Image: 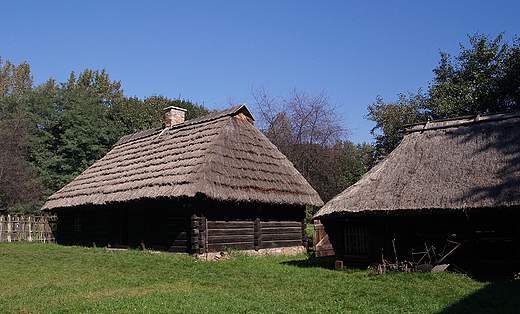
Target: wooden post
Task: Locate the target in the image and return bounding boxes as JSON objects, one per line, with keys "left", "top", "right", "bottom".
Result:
{"left": 0, "top": 215, "right": 4, "bottom": 242}
{"left": 301, "top": 219, "right": 307, "bottom": 248}
{"left": 190, "top": 215, "right": 206, "bottom": 254}
{"left": 254, "top": 218, "right": 261, "bottom": 250}
{"left": 28, "top": 216, "right": 33, "bottom": 242}
{"left": 190, "top": 214, "right": 200, "bottom": 252}
{"left": 199, "top": 216, "right": 206, "bottom": 254}
{"left": 7, "top": 215, "right": 12, "bottom": 243}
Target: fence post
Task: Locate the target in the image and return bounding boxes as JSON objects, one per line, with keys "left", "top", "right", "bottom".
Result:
{"left": 7, "top": 215, "right": 12, "bottom": 242}
{"left": 0, "top": 215, "right": 56, "bottom": 243}
{"left": 0, "top": 215, "right": 4, "bottom": 242}
{"left": 28, "top": 216, "right": 33, "bottom": 242}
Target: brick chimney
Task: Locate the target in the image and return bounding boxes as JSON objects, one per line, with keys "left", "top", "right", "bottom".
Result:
{"left": 164, "top": 106, "right": 187, "bottom": 127}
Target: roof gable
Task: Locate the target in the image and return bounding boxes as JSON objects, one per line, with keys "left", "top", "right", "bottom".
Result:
{"left": 42, "top": 105, "right": 323, "bottom": 210}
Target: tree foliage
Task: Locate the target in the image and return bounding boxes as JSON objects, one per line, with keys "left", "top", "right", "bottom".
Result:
{"left": 0, "top": 96, "right": 43, "bottom": 213}
{"left": 108, "top": 95, "right": 211, "bottom": 135}
{"left": 0, "top": 65, "right": 209, "bottom": 214}
{"left": 253, "top": 86, "right": 344, "bottom": 148}
{"left": 0, "top": 57, "right": 43, "bottom": 213}
{"left": 366, "top": 92, "right": 427, "bottom": 159}
{"left": 428, "top": 33, "right": 520, "bottom": 118}
{"left": 366, "top": 33, "right": 520, "bottom": 160}
{"left": 338, "top": 141, "right": 375, "bottom": 189}
{"left": 0, "top": 56, "right": 33, "bottom": 97}
{"left": 26, "top": 80, "right": 121, "bottom": 192}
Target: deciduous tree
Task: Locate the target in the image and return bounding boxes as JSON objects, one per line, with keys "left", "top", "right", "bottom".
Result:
{"left": 428, "top": 33, "right": 520, "bottom": 118}
{"left": 366, "top": 33, "right": 520, "bottom": 159}
{"left": 250, "top": 85, "right": 362, "bottom": 203}
{"left": 366, "top": 92, "right": 427, "bottom": 160}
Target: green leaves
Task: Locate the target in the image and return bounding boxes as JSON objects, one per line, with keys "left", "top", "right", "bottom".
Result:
{"left": 367, "top": 33, "right": 520, "bottom": 160}
{"left": 0, "top": 64, "right": 211, "bottom": 213}
{"left": 0, "top": 55, "right": 34, "bottom": 97}
{"left": 366, "top": 92, "right": 427, "bottom": 160}
{"left": 428, "top": 33, "right": 520, "bottom": 118}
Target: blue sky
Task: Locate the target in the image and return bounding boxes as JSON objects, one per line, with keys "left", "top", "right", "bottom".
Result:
{"left": 2, "top": 1, "right": 519, "bottom": 143}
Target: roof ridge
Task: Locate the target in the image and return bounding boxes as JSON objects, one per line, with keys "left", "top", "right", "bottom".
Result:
{"left": 114, "top": 104, "right": 252, "bottom": 147}
{"left": 405, "top": 109, "right": 520, "bottom": 133}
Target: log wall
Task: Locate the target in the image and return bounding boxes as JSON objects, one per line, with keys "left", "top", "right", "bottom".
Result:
{"left": 204, "top": 219, "right": 306, "bottom": 252}
{"left": 54, "top": 196, "right": 308, "bottom": 254}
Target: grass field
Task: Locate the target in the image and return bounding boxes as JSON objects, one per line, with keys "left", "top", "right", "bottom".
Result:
{"left": 1, "top": 242, "right": 518, "bottom": 313}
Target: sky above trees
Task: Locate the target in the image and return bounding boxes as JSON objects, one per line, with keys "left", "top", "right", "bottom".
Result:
{"left": 1, "top": 1, "right": 519, "bottom": 143}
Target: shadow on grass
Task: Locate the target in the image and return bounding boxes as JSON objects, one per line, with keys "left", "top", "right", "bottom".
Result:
{"left": 285, "top": 254, "right": 520, "bottom": 313}
{"left": 437, "top": 280, "right": 520, "bottom": 314}
{"left": 281, "top": 255, "right": 338, "bottom": 270}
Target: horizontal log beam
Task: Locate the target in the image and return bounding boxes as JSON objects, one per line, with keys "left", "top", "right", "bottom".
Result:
{"left": 208, "top": 235, "right": 255, "bottom": 244}
{"left": 208, "top": 221, "right": 254, "bottom": 229}
{"left": 260, "top": 227, "right": 301, "bottom": 235}
{"left": 209, "top": 228, "right": 254, "bottom": 236}
{"left": 260, "top": 221, "right": 301, "bottom": 228}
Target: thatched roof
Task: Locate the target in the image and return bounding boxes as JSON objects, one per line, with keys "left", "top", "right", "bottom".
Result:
{"left": 315, "top": 110, "right": 520, "bottom": 218}
{"left": 42, "top": 104, "right": 323, "bottom": 210}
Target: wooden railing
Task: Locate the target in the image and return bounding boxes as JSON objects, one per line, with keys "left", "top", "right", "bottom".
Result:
{"left": 0, "top": 215, "right": 55, "bottom": 243}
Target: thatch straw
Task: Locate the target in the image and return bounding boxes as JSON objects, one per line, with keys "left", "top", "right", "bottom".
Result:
{"left": 315, "top": 110, "right": 520, "bottom": 218}
{"left": 42, "top": 105, "right": 323, "bottom": 210}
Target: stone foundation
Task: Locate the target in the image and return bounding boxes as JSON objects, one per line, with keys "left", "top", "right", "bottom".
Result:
{"left": 195, "top": 246, "right": 307, "bottom": 261}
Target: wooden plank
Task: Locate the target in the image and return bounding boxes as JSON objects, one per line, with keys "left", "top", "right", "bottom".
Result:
{"left": 208, "top": 221, "right": 254, "bottom": 229}
{"left": 260, "top": 227, "right": 302, "bottom": 235}
{"left": 315, "top": 249, "right": 335, "bottom": 258}
{"left": 260, "top": 221, "right": 301, "bottom": 228}
{"left": 259, "top": 233, "right": 302, "bottom": 242}
{"left": 313, "top": 223, "right": 336, "bottom": 257}
{"left": 209, "top": 228, "right": 254, "bottom": 236}
{"left": 171, "top": 239, "right": 188, "bottom": 246}
{"left": 208, "top": 235, "right": 255, "bottom": 244}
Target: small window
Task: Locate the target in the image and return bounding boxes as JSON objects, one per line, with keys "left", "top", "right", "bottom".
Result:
{"left": 344, "top": 226, "right": 368, "bottom": 255}
{"left": 74, "top": 214, "right": 81, "bottom": 233}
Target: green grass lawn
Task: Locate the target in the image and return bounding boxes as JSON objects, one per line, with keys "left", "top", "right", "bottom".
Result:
{"left": 1, "top": 242, "right": 518, "bottom": 313}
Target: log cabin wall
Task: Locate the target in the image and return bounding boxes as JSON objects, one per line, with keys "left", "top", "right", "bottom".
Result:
{"left": 202, "top": 219, "right": 307, "bottom": 253}
{"left": 55, "top": 200, "right": 194, "bottom": 251}
{"left": 119, "top": 199, "right": 193, "bottom": 252}
{"left": 320, "top": 208, "right": 520, "bottom": 269}
{"left": 193, "top": 198, "right": 307, "bottom": 253}
{"left": 55, "top": 196, "right": 308, "bottom": 254}
{"left": 55, "top": 206, "right": 110, "bottom": 247}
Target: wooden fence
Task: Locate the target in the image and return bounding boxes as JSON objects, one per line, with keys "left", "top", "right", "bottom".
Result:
{"left": 0, "top": 215, "right": 55, "bottom": 243}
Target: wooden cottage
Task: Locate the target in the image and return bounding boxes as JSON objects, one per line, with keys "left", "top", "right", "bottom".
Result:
{"left": 313, "top": 110, "right": 520, "bottom": 273}
{"left": 42, "top": 104, "right": 323, "bottom": 253}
